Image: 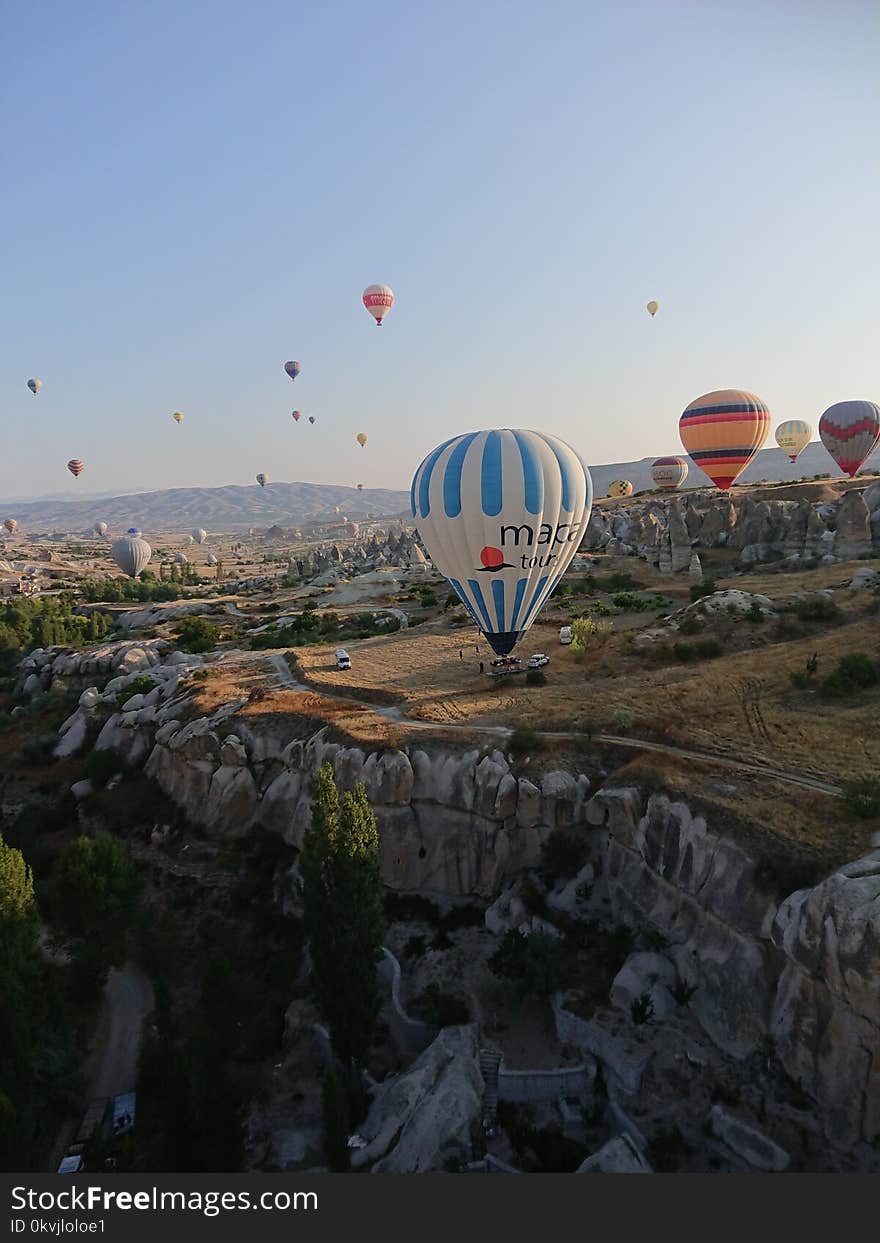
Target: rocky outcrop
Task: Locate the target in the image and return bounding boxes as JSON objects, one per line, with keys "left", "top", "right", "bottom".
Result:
{"left": 351, "top": 1024, "right": 483, "bottom": 1173}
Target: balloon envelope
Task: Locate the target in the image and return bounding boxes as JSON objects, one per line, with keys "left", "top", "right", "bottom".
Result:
{"left": 308, "top": 416, "right": 316, "bottom": 424}
{"left": 284, "top": 361, "right": 301, "bottom": 381}
{"left": 172, "top": 411, "right": 184, "bottom": 425}
{"left": 191, "top": 528, "right": 207, "bottom": 544}
{"left": 67, "top": 459, "right": 85, "bottom": 478}
{"left": 27, "top": 378, "right": 42, "bottom": 395}
{"left": 775, "top": 420, "right": 812, "bottom": 463}
{"left": 357, "top": 483, "right": 364, "bottom": 491}
{"left": 93, "top": 521, "right": 108, "bottom": 537}
{"left": 292, "top": 410, "right": 301, "bottom": 422}
{"left": 650, "top": 457, "right": 688, "bottom": 490}
{"left": 411, "top": 429, "right": 592, "bottom": 656}
{"left": 818, "top": 401, "right": 880, "bottom": 478}
{"left": 3, "top": 519, "right": 18, "bottom": 534}
{"left": 607, "top": 480, "right": 633, "bottom": 498}
{"left": 646, "top": 301, "right": 659, "bottom": 317}
{"left": 174, "top": 552, "right": 188, "bottom": 565}
{"left": 357, "top": 433, "right": 368, "bottom": 448}
{"left": 111, "top": 536, "right": 152, "bottom": 579}
{"left": 679, "top": 389, "right": 770, "bottom": 490}
{"left": 363, "top": 284, "right": 394, "bottom": 325}
{"left": 256, "top": 473, "right": 268, "bottom": 487}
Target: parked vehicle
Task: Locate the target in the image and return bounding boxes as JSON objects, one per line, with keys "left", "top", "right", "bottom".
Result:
{"left": 527, "top": 653, "right": 550, "bottom": 669}
{"left": 57, "top": 1154, "right": 83, "bottom": 1174}
{"left": 559, "top": 625, "right": 573, "bottom": 645}
{"left": 335, "top": 648, "right": 351, "bottom": 671}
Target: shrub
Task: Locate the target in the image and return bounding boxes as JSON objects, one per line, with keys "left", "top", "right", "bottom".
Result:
{"left": 746, "top": 601, "right": 765, "bottom": 625}
{"left": 384, "top": 892, "right": 441, "bottom": 926}
{"left": 116, "top": 674, "right": 157, "bottom": 705}
{"left": 411, "top": 984, "right": 470, "bottom": 1027}
{"left": 508, "top": 726, "right": 544, "bottom": 760}
{"left": 606, "top": 572, "right": 635, "bottom": 590}
{"left": 570, "top": 617, "right": 612, "bottom": 652}
{"left": 821, "top": 652, "right": 879, "bottom": 697}
{"left": 417, "top": 588, "right": 438, "bottom": 608}
{"left": 631, "top": 993, "right": 654, "bottom": 1025}
{"left": 525, "top": 669, "right": 547, "bottom": 687}
{"left": 403, "top": 934, "right": 427, "bottom": 959}
{"left": 611, "top": 707, "right": 633, "bottom": 732}
{"left": 841, "top": 775, "right": 880, "bottom": 820}
{"left": 541, "top": 830, "right": 589, "bottom": 883}
{"left": 176, "top": 616, "right": 220, "bottom": 653}
{"left": 672, "top": 977, "right": 698, "bottom": 1006}
{"left": 689, "top": 579, "right": 716, "bottom": 602}
{"left": 489, "top": 929, "right": 564, "bottom": 998}
{"left": 790, "top": 595, "right": 841, "bottom": 624}
{"left": 677, "top": 615, "right": 703, "bottom": 636}
{"left": 673, "top": 638, "right": 722, "bottom": 662}
{"left": 84, "top": 749, "right": 122, "bottom": 785}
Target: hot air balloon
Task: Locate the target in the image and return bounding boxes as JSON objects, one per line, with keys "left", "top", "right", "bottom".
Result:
{"left": 67, "top": 459, "right": 85, "bottom": 479}
{"left": 207, "top": 553, "right": 218, "bottom": 566}
{"left": 344, "top": 521, "right": 359, "bottom": 538}
{"left": 679, "top": 389, "right": 770, "bottom": 491}
{"left": 292, "top": 410, "right": 302, "bottom": 422}
{"left": 818, "top": 401, "right": 880, "bottom": 478}
{"left": 411, "top": 429, "right": 592, "bottom": 656}
{"left": 172, "top": 411, "right": 184, "bottom": 425}
{"left": 284, "top": 361, "right": 301, "bottom": 382}
{"left": 256, "top": 473, "right": 268, "bottom": 487}
{"left": 308, "top": 416, "right": 316, "bottom": 425}
{"left": 191, "top": 528, "right": 207, "bottom": 545}
{"left": 650, "top": 457, "right": 689, "bottom": 490}
{"left": 174, "top": 552, "right": 189, "bottom": 566}
{"left": 3, "top": 519, "right": 18, "bottom": 535}
{"left": 357, "top": 483, "right": 364, "bottom": 492}
{"left": 332, "top": 506, "right": 340, "bottom": 515}
{"left": 183, "top": 535, "right": 194, "bottom": 547}
{"left": 27, "top": 378, "right": 42, "bottom": 395}
{"left": 363, "top": 284, "right": 394, "bottom": 326}
{"left": 127, "top": 527, "right": 142, "bottom": 537}
{"left": 607, "top": 480, "right": 633, "bottom": 498}
{"left": 775, "top": 420, "right": 812, "bottom": 463}
{"left": 111, "top": 535, "right": 152, "bottom": 578}
{"left": 646, "top": 301, "right": 659, "bottom": 318}
{"left": 93, "top": 521, "right": 108, "bottom": 537}
{"left": 357, "top": 433, "right": 368, "bottom": 448}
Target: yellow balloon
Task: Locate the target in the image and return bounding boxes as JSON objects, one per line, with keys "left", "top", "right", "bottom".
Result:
{"left": 646, "top": 300, "right": 659, "bottom": 317}
{"left": 357, "top": 432, "right": 367, "bottom": 448}
{"left": 172, "top": 411, "right": 184, "bottom": 424}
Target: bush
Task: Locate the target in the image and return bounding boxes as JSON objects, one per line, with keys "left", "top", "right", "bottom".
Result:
{"left": 611, "top": 591, "right": 655, "bottom": 613}
{"left": 417, "top": 588, "right": 438, "bottom": 608}
{"left": 821, "top": 652, "right": 880, "bottom": 697}
{"left": 411, "top": 984, "right": 470, "bottom": 1027}
{"left": 570, "top": 617, "right": 612, "bottom": 652}
{"left": 508, "top": 726, "right": 544, "bottom": 760}
{"left": 672, "top": 638, "right": 722, "bottom": 662}
{"left": 116, "top": 674, "right": 157, "bottom": 705}
{"left": 790, "top": 595, "right": 841, "bottom": 624}
{"left": 606, "top": 572, "right": 635, "bottom": 590}
{"left": 689, "top": 579, "right": 716, "bottom": 602}
{"left": 541, "top": 830, "right": 589, "bottom": 883}
{"left": 525, "top": 668, "right": 547, "bottom": 687}
{"left": 631, "top": 992, "right": 654, "bottom": 1025}
{"left": 677, "top": 615, "right": 704, "bottom": 636}
{"left": 841, "top": 775, "right": 880, "bottom": 819}
{"left": 611, "top": 707, "right": 633, "bottom": 732}
{"left": 84, "top": 749, "right": 122, "bottom": 785}
{"left": 176, "top": 616, "right": 220, "bottom": 653}
{"left": 489, "top": 929, "right": 564, "bottom": 998}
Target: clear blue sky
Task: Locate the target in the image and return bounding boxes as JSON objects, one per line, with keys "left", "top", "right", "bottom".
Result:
{"left": 2, "top": 0, "right": 878, "bottom": 500}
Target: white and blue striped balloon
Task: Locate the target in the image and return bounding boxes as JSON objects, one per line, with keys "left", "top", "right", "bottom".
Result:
{"left": 411, "top": 429, "right": 592, "bottom": 655}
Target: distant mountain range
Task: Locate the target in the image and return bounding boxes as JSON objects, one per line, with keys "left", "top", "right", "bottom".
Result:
{"left": 1, "top": 482, "right": 411, "bottom": 533}
{"left": 3, "top": 443, "right": 878, "bottom": 533}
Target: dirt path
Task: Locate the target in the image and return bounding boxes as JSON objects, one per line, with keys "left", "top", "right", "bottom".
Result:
{"left": 49, "top": 963, "right": 154, "bottom": 1170}
{"left": 259, "top": 651, "right": 842, "bottom": 797}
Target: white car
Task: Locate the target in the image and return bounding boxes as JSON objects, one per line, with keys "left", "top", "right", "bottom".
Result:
{"left": 527, "top": 653, "right": 550, "bottom": 669}
{"left": 559, "top": 625, "right": 573, "bottom": 645}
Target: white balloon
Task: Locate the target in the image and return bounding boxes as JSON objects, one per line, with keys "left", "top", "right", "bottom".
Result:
{"left": 411, "top": 429, "right": 592, "bottom": 654}
{"left": 111, "top": 536, "right": 152, "bottom": 578}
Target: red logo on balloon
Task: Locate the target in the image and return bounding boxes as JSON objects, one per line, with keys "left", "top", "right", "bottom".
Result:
{"left": 478, "top": 546, "right": 514, "bottom": 572}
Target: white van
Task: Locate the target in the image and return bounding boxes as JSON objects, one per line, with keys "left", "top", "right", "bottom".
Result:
{"left": 335, "top": 649, "right": 351, "bottom": 670}
{"left": 559, "top": 626, "right": 573, "bottom": 645}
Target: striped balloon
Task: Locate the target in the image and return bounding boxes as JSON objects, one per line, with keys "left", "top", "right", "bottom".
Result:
{"left": 650, "top": 456, "right": 688, "bottom": 490}
{"left": 679, "top": 389, "right": 770, "bottom": 491}
{"left": 411, "top": 429, "right": 592, "bottom": 656}
{"left": 818, "top": 401, "right": 880, "bottom": 478}
{"left": 284, "top": 361, "right": 301, "bottom": 382}
{"left": 774, "top": 420, "right": 812, "bottom": 463}
{"left": 607, "top": 480, "right": 633, "bottom": 498}
{"left": 67, "top": 459, "right": 85, "bottom": 478}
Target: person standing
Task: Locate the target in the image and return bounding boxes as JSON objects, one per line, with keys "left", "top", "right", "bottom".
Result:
{"left": 459, "top": 648, "right": 463, "bottom": 659}
{"left": 479, "top": 661, "right": 484, "bottom": 674}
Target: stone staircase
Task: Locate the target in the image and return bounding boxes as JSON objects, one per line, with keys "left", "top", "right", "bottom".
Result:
{"left": 479, "top": 1047, "right": 502, "bottom": 1130}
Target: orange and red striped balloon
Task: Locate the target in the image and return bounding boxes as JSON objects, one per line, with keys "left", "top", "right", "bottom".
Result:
{"left": 679, "top": 389, "right": 769, "bottom": 490}
{"left": 67, "top": 459, "right": 85, "bottom": 478}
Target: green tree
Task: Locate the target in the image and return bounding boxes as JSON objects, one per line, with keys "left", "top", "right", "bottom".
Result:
{"left": 50, "top": 832, "right": 140, "bottom": 993}
{"left": 300, "top": 765, "right": 384, "bottom": 1068}
{"left": 321, "top": 1065, "right": 351, "bottom": 1171}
